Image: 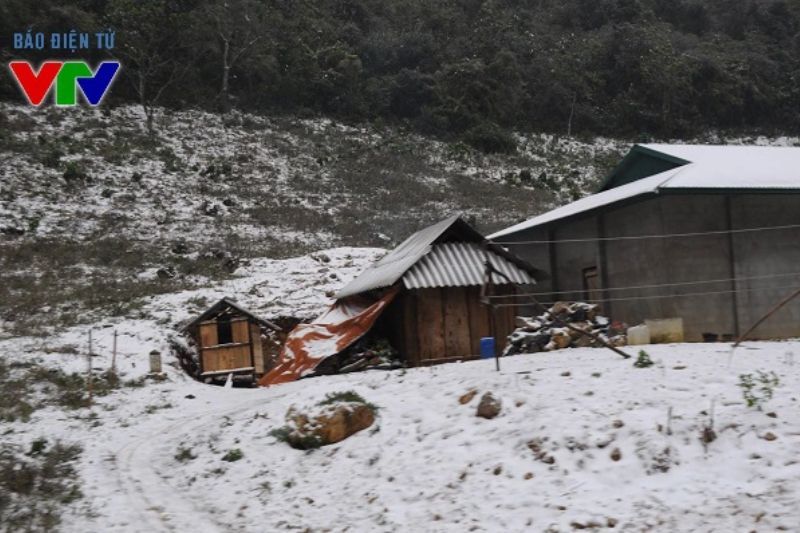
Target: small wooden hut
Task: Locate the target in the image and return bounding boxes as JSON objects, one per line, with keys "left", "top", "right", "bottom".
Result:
{"left": 185, "top": 298, "right": 281, "bottom": 383}
{"left": 337, "top": 215, "right": 545, "bottom": 366}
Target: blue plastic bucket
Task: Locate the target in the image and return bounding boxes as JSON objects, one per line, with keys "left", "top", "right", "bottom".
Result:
{"left": 480, "top": 337, "right": 495, "bottom": 359}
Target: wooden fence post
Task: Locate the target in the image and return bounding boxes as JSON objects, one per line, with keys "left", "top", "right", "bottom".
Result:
{"left": 87, "top": 329, "right": 93, "bottom": 406}
{"left": 111, "top": 329, "right": 118, "bottom": 373}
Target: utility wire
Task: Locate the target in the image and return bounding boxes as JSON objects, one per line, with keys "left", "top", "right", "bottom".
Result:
{"left": 490, "top": 283, "right": 800, "bottom": 307}
{"left": 491, "top": 223, "right": 800, "bottom": 245}
{"left": 487, "top": 270, "right": 800, "bottom": 299}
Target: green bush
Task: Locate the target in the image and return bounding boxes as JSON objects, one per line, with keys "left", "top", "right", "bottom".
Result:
{"left": 175, "top": 446, "right": 197, "bottom": 462}
{"left": 270, "top": 426, "right": 323, "bottom": 450}
{"left": 0, "top": 441, "right": 83, "bottom": 531}
{"left": 633, "top": 350, "right": 654, "bottom": 368}
{"left": 221, "top": 448, "right": 243, "bottom": 462}
{"left": 738, "top": 371, "right": 780, "bottom": 409}
{"left": 40, "top": 146, "right": 64, "bottom": 169}
{"left": 462, "top": 122, "right": 517, "bottom": 154}
{"left": 62, "top": 161, "right": 89, "bottom": 183}
{"left": 318, "top": 390, "right": 378, "bottom": 412}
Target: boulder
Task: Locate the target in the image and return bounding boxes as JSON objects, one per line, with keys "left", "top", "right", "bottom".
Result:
{"left": 286, "top": 402, "right": 375, "bottom": 449}
{"left": 476, "top": 392, "right": 502, "bottom": 419}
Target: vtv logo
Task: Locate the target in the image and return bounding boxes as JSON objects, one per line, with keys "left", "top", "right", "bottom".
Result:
{"left": 8, "top": 61, "right": 120, "bottom": 106}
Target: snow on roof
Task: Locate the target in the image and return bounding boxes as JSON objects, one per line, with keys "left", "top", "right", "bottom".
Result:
{"left": 639, "top": 144, "right": 800, "bottom": 189}
{"left": 336, "top": 215, "right": 465, "bottom": 298}
{"left": 489, "top": 167, "right": 683, "bottom": 239}
{"left": 490, "top": 144, "right": 800, "bottom": 239}
{"left": 337, "top": 215, "right": 540, "bottom": 298}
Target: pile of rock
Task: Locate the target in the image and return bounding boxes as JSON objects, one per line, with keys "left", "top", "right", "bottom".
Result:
{"left": 503, "top": 301, "right": 626, "bottom": 356}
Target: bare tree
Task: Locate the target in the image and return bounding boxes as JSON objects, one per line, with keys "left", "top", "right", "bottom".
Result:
{"left": 107, "top": 0, "right": 193, "bottom": 132}
{"left": 199, "top": 0, "right": 270, "bottom": 113}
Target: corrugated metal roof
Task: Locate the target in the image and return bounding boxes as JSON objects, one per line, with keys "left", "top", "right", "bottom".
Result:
{"left": 403, "top": 242, "right": 535, "bottom": 289}
{"left": 490, "top": 144, "right": 800, "bottom": 239}
{"left": 336, "top": 215, "right": 463, "bottom": 298}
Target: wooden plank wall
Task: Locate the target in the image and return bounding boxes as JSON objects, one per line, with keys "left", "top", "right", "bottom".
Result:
{"left": 401, "top": 293, "right": 420, "bottom": 366}
{"left": 202, "top": 345, "right": 252, "bottom": 372}
{"left": 401, "top": 285, "right": 518, "bottom": 366}
{"left": 466, "top": 286, "right": 491, "bottom": 355}
{"left": 231, "top": 319, "right": 249, "bottom": 343}
{"left": 251, "top": 323, "right": 264, "bottom": 375}
{"left": 492, "top": 284, "right": 517, "bottom": 352}
{"left": 199, "top": 323, "right": 218, "bottom": 348}
{"left": 197, "top": 317, "right": 255, "bottom": 374}
{"left": 417, "top": 288, "right": 446, "bottom": 361}
{"left": 443, "top": 288, "right": 472, "bottom": 357}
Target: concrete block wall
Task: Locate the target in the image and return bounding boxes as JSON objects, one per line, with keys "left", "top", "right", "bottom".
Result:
{"left": 498, "top": 192, "right": 800, "bottom": 341}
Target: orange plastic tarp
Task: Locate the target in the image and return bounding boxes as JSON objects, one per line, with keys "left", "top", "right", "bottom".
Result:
{"left": 258, "top": 287, "right": 398, "bottom": 386}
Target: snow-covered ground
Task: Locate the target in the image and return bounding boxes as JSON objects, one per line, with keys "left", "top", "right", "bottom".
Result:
{"left": 3, "top": 327, "right": 799, "bottom": 531}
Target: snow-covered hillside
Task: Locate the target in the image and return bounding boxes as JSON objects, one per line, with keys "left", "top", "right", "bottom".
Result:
{"left": 0, "top": 102, "right": 630, "bottom": 337}
{"left": 0, "top": 102, "right": 628, "bottom": 248}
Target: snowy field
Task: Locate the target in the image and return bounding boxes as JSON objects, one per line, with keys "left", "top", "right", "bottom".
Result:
{"left": 3, "top": 332, "right": 799, "bottom": 532}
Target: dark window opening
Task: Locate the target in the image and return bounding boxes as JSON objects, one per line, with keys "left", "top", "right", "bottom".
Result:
{"left": 217, "top": 319, "right": 233, "bottom": 345}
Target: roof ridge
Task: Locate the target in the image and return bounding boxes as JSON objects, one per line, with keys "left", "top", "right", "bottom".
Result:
{"left": 656, "top": 163, "right": 692, "bottom": 189}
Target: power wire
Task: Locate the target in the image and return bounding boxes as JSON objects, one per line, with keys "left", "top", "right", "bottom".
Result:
{"left": 490, "top": 283, "right": 800, "bottom": 308}
{"left": 491, "top": 223, "right": 800, "bottom": 245}
{"left": 487, "top": 270, "right": 800, "bottom": 299}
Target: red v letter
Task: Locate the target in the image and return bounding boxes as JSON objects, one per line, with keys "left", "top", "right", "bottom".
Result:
{"left": 9, "top": 61, "right": 62, "bottom": 106}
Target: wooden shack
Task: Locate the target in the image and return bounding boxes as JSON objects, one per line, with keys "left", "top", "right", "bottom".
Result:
{"left": 336, "top": 216, "right": 545, "bottom": 366}
{"left": 185, "top": 298, "right": 281, "bottom": 383}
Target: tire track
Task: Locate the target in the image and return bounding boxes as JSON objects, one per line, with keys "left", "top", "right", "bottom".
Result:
{"left": 111, "top": 392, "right": 285, "bottom": 532}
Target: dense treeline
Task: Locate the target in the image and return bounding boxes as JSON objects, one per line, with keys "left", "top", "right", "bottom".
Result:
{"left": 2, "top": 0, "right": 799, "bottom": 149}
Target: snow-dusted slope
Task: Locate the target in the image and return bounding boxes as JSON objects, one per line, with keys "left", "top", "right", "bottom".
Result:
{"left": 0, "top": 102, "right": 627, "bottom": 248}
{"left": 6, "top": 337, "right": 800, "bottom": 531}
{"left": 0, "top": 102, "right": 630, "bottom": 335}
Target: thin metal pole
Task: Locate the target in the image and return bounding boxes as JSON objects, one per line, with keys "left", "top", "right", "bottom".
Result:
{"left": 489, "top": 303, "right": 500, "bottom": 372}
{"left": 481, "top": 249, "right": 501, "bottom": 372}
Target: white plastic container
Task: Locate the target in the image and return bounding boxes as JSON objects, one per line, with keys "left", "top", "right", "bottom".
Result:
{"left": 645, "top": 318, "right": 684, "bottom": 344}
{"left": 149, "top": 350, "right": 162, "bottom": 373}
{"left": 627, "top": 324, "right": 651, "bottom": 345}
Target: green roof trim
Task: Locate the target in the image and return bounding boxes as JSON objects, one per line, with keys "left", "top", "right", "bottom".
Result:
{"left": 599, "top": 144, "right": 691, "bottom": 191}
